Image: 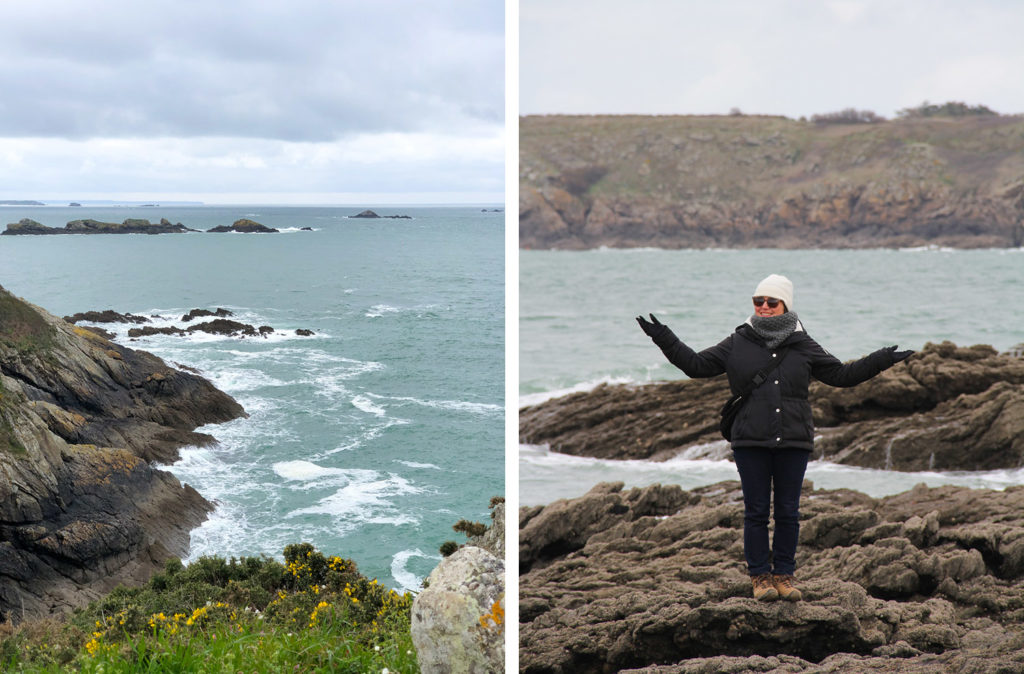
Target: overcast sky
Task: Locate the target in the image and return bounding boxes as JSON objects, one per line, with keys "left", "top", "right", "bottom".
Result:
{"left": 521, "top": 0, "right": 1024, "bottom": 120}
{"left": 0, "top": 0, "right": 503, "bottom": 204}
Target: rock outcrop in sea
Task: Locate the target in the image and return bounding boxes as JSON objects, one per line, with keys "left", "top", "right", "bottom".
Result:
{"left": 519, "top": 481, "right": 1024, "bottom": 673}
{"left": 520, "top": 341, "right": 1024, "bottom": 472}
{"left": 520, "top": 114, "right": 1024, "bottom": 249}
{"left": 0, "top": 286, "right": 246, "bottom": 623}
{"left": 350, "top": 210, "right": 412, "bottom": 219}
{"left": 65, "top": 307, "right": 313, "bottom": 340}
{"left": 1, "top": 218, "right": 195, "bottom": 235}
{"left": 206, "top": 218, "right": 278, "bottom": 233}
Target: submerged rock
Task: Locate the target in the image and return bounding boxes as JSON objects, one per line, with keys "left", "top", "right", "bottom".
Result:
{"left": 0, "top": 285, "right": 246, "bottom": 623}
{"left": 520, "top": 341, "right": 1024, "bottom": 472}
{"left": 520, "top": 481, "right": 1024, "bottom": 673}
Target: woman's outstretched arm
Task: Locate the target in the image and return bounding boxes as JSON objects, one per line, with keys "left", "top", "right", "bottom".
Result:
{"left": 637, "top": 313, "right": 730, "bottom": 378}
{"left": 811, "top": 341, "right": 914, "bottom": 387}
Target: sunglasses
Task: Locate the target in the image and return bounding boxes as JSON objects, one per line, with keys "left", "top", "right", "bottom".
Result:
{"left": 752, "top": 296, "right": 782, "bottom": 308}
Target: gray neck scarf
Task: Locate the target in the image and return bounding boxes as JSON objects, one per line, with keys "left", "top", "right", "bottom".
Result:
{"left": 750, "top": 312, "right": 799, "bottom": 349}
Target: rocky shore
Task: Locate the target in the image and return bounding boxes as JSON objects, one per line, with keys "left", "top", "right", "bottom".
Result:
{"left": 520, "top": 341, "right": 1024, "bottom": 471}
{"left": 64, "top": 307, "right": 315, "bottom": 340}
{"left": 520, "top": 114, "right": 1024, "bottom": 249}
{"left": 0, "top": 286, "right": 246, "bottom": 623}
{"left": 519, "top": 480, "right": 1024, "bottom": 673}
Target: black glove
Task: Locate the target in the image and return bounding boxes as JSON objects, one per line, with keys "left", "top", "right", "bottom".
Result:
{"left": 636, "top": 313, "right": 670, "bottom": 341}
{"left": 886, "top": 345, "right": 915, "bottom": 364}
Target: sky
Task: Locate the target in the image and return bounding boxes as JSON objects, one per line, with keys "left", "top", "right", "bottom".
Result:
{"left": 0, "top": 1, "right": 504, "bottom": 204}
{"left": 521, "top": 0, "right": 1024, "bottom": 120}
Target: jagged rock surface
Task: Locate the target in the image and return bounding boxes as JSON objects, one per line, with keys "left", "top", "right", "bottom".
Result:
{"left": 519, "top": 481, "right": 1024, "bottom": 673}
{"left": 520, "top": 115, "right": 1024, "bottom": 250}
{"left": 520, "top": 342, "right": 1024, "bottom": 471}
{"left": 0, "top": 286, "right": 246, "bottom": 623}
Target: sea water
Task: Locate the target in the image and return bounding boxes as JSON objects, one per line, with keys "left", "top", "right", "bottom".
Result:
{"left": 0, "top": 204, "right": 503, "bottom": 591}
{"left": 520, "top": 246, "right": 1024, "bottom": 505}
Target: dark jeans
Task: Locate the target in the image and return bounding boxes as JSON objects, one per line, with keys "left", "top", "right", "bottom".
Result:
{"left": 733, "top": 446, "right": 810, "bottom": 576}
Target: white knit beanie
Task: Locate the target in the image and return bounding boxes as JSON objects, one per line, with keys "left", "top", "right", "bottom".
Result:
{"left": 753, "top": 274, "right": 794, "bottom": 311}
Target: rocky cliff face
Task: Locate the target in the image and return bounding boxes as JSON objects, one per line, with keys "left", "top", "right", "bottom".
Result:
{"left": 520, "top": 342, "right": 1024, "bottom": 472}
{"left": 520, "top": 115, "right": 1024, "bottom": 249}
{"left": 0, "top": 286, "right": 246, "bottom": 623}
{"left": 519, "top": 481, "right": 1024, "bottom": 673}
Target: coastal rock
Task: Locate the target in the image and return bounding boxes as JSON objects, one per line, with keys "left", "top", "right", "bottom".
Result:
{"left": 206, "top": 218, "right": 278, "bottom": 233}
{"left": 350, "top": 209, "right": 412, "bottom": 219}
{"left": 0, "top": 285, "right": 246, "bottom": 623}
{"left": 3, "top": 219, "right": 194, "bottom": 235}
{"left": 127, "top": 326, "right": 187, "bottom": 338}
{"left": 64, "top": 310, "right": 150, "bottom": 325}
{"left": 180, "top": 308, "right": 233, "bottom": 322}
{"left": 412, "top": 546, "right": 505, "bottom": 674}
{"left": 185, "top": 319, "right": 258, "bottom": 337}
{"left": 519, "top": 481, "right": 1024, "bottom": 673}
{"left": 520, "top": 342, "right": 1024, "bottom": 471}
{"left": 295, "top": 328, "right": 315, "bottom": 336}
{"left": 520, "top": 115, "right": 1024, "bottom": 250}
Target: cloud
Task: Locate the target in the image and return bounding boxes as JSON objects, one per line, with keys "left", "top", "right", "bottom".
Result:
{"left": 0, "top": 0, "right": 503, "bottom": 141}
{"left": 0, "top": 0, "right": 504, "bottom": 200}
{"left": 521, "top": 0, "right": 1024, "bottom": 119}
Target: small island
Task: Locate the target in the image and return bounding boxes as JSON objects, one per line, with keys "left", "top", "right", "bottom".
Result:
{"left": 207, "top": 218, "right": 279, "bottom": 233}
{"left": 1, "top": 218, "right": 196, "bottom": 235}
{"left": 0, "top": 199, "right": 45, "bottom": 206}
{"left": 350, "top": 209, "right": 412, "bottom": 219}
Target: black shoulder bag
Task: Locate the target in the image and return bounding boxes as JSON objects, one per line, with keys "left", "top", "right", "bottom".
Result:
{"left": 719, "top": 348, "right": 790, "bottom": 441}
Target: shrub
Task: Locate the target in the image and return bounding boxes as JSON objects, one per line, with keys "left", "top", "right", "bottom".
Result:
{"left": 810, "top": 108, "right": 886, "bottom": 125}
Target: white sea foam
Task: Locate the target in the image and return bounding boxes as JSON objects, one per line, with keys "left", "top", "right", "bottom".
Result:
{"left": 285, "top": 472, "right": 422, "bottom": 532}
{"left": 324, "top": 418, "right": 410, "bottom": 455}
{"left": 366, "top": 304, "right": 402, "bottom": 318}
{"left": 367, "top": 393, "right": 501, "bottom": 415}
{"left": 394, "top": 460, "right": 442, "bottom": 470}
{"left": 351, "top": 395, "right": 387, "bottom": 416}
{"left": 391, "top": 549, "right": 439, "bottom": 593}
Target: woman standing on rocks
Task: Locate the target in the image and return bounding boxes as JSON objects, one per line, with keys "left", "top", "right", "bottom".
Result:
{"left": 637, "top": 274, "right": 913, "bottom": 602}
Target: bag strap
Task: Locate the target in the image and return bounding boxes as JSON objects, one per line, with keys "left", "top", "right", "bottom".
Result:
{"left": 736, "top": 347, "right": 790, "bottom": 398}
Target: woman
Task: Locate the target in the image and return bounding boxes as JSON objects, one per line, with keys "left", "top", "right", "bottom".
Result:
{"left": 636, "top": 274, "right": 912, "bottom": 602}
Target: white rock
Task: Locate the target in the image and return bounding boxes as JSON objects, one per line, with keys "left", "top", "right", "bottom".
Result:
{"left": 411, "top": 545, "right": 504, "bottom": 674}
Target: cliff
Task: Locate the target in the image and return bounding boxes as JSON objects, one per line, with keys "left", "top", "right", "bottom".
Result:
{"left": 520, "top": 342, "right": 1024, "bottom": 472}
{"left": 519, "top": 481, "right": 1024, "bottom": 673}
{"left": 520, "top": 114, "right": 1024, "bottom": 249}
{"left": 0, "top": 285, "right": 246, "bottom": 623}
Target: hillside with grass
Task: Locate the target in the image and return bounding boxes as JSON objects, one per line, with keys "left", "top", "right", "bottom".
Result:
{"left": 520, "top": 111, "right": 1024, "bottom": 249}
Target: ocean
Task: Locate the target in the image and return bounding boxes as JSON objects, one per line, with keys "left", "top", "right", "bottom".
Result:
{"left": 0, "top": 204, "right": 504, "bottom": 592}
{"left": 520, "top": 246, "right": 1024, "bottom": 505}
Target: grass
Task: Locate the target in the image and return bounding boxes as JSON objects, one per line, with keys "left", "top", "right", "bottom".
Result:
{"left": 0, "top": 287, "right": 56, "bottom": 356}
{"left": 0, "top": 544, "right": 419, "bottom": 673}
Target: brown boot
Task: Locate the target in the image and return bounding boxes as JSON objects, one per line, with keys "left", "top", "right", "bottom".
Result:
{"left": 751, "top": 573, "right": 778, "bottom": 601}
{"left": 772, "top": 574, "right": 802, "bottom": 601}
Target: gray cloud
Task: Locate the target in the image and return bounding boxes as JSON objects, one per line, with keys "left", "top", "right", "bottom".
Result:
{"left": 0, "top": 0, "right": 504, "bottom": 141}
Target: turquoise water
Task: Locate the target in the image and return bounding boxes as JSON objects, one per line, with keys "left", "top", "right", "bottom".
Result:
{"left": 520, "top": 247, "right": 1024, "bottom": 504}
{"left": 0, "top": 205, "right": 504, "bottom": 591}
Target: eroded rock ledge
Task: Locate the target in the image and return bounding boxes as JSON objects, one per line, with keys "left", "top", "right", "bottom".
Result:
{"left": 520, "top": 342, "right": 1024, "bottom": 472}
{"left": 0, "top": 286, "right": 246, "bottom": 623}
{"left": 519, "top": 481, "right": 1024, "bottom": 673}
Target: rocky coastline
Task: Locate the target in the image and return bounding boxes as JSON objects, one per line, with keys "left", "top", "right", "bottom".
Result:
{"left": 0, "top": 286, "right": 246, "bottom": 623}
{"left": 520, "top": 114, "right": 1024, "bottom": 250}
{"left": 64, "top": 307, "right": 315, "bottom": 340}
{"left": 519, "top": 480, "right": 1024, "bottom": 673}
{"left": 519, "top": 340, "right": 1024, "bottom": 671}
{"left": 520, "top": 341, "right": 1024, "bottom": 471}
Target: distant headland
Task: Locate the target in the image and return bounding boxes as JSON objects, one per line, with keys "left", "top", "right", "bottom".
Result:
{"left": 521, "top": 106, "right": 1024, "bottom": 249}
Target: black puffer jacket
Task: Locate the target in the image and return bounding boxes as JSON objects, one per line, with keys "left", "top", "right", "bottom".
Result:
{"left": 652, "top": 323, "right": 897, "bottom": 450}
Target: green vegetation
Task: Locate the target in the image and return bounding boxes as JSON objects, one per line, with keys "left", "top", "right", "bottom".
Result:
{"left": 898, "top": 101, "right": 999, "bottom": 118}
{"left": 0, "top": 287, "right": 55, "bottom": 356}
{"left": 0, "top": 544, "right": 418, "bottom": 673}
